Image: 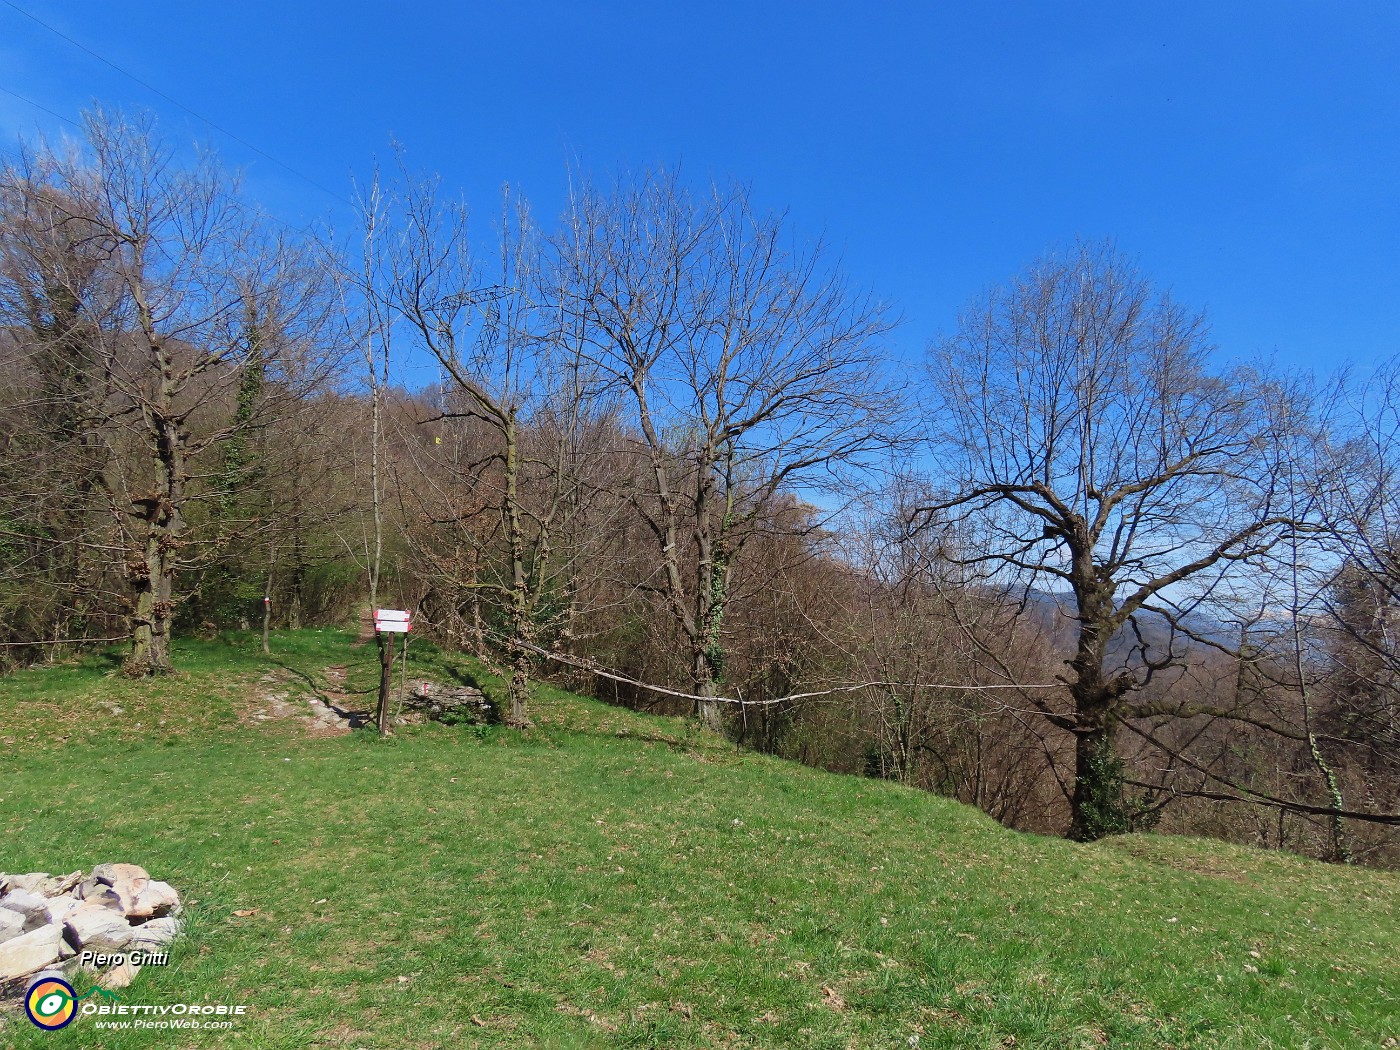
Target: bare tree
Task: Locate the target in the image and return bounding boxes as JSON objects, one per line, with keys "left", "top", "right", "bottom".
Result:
{"left": 347, "top": 170, "right": 395, "bottom": 615}
{"left": 0, "top": 140, "right": 121, "bottom": 659}
{"left": 1312, "top": 359, "right": 1400, "bottom": 826}
{"left": 366, "top": 170, "right": 618, "bottom": 727}
{"left": 913, "top": 242, "right": 1305, "bottom": 840}
{"left": 1320, "top": 360, "right": 1400, "bottom": 714}
{"left": 836, "top": 495, "right": 1070, "bottom": 828}
{"left": 559, "top": 171, "right": 903, "bottom": 730}
{"left": 0, "top": 110, "right": 339, "bottom": 674}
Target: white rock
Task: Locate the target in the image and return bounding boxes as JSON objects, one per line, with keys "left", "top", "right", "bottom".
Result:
{"left": 0, "top": 923, "right": 63, "bottom": 980}
{"left": 129, "top": 916, "right": 181, "bottom": 949}
{"left": 0, "top": 907, "right": 25, "bottom": 944}
{"left": 113, "top": 884, "right": 139, "bottom": 915}
{"left": 8, "top": 873, "right": 58, "bottom": 896}
{"left": 64, "top": 903, "right": 133, "bottom": 953}
{"left": 93, "top": 863, "right": 149, "bottom": 889}
{"left": 43, "top": 895, "right": 81, "bottom": 927}
{"left": 93, "top": 864, "right": 149, "bottom": 914}
{"left": 74, "top": 883, "right": 124, "bottom": 914}
{"left": 73, "top": 876, "right": 100, "bottom": 899}
{"left": 116, "top": 882, "right": 148, "bottom": 915}
{"left": 127, "top": 880, "right": 180, "bottom": 919}
{"left": 0, "top": 888, "right": 50, "bottom": 927}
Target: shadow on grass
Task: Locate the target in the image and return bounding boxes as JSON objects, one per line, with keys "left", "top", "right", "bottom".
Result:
{"left": 266, "top": 658, "right": 375, "bottom": 726}
{"left": 438, "top": 663, "right": 503, "bottom": 724}
{"left": 91, "top": 648, "right": 125, "bottom": 672}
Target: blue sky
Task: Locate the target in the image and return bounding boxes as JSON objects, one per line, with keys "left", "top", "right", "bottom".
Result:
{"left": 2, "top": 1, "right": 1397, "bottom": 378}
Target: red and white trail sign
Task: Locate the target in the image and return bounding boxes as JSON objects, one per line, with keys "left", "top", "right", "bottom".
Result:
{"left": 374, "top": 608, "right": 411, "bottom": 633}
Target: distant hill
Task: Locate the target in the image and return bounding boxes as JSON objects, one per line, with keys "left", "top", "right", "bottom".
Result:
{"left": 1013, "top": 585, "right": 1240, "bottom": 666}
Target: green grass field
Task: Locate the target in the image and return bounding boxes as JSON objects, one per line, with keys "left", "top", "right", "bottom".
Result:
{"left": 1, "top": 630, "right": 1396, "bottom": 1048}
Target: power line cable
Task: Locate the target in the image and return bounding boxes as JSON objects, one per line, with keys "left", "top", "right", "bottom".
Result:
{"left": 0, "top": 83, "right": 82, "bottom": 129}
{"left": 0, "top": 83, "right": 80, "bottom": 129}
{"left": 0, "top": 0, "right": 355, "bottom": 207}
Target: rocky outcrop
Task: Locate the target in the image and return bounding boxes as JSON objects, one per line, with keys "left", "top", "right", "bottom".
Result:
{"left": 251, "top": 687, "right": 362, "bottom": 735}
{"left": 0, "top": 865, "right": 182, "bottom": 994}
{"left": 395, "top": 680, "right": 495, "bottom": 726}
{"left": 248, "top": 672, "right": 493, "bottom": 733}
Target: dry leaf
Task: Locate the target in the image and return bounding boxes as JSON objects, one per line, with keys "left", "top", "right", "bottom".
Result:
{"left": 821, "top": 985, "right": 847, "bottom": 1010}
{"left": 231, "top": 909, "right": 259, "bottom": 917}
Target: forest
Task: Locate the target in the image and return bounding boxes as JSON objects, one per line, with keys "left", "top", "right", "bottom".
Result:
{"left": 3, "top": 110, "right": 1398, "bottom": 866}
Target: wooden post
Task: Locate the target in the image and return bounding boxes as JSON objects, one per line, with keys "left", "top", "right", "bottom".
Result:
{"left": 372, "top": 609, "right": 410, "bottom": 736}
{"left": 261, "top": 544, "right": 277, "bottom": 655}
{"left": 399, "top": 629, "right": 409, "bottom": 712}
{"left": 376, "top": 629, "right": 395, "bottom": 736}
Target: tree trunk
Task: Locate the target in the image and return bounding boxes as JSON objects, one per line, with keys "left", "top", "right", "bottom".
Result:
{"left": 125, "top": 411, "right": 183, "bottom": 676}
{"left": 1065, "top": 550, "right": 1131, "bottom": 841}
{"left": 507, "top": 634, "right": 532, "bottom": 729}
{"left": 1290, "top": 605, "right": 1352, "bottom": 864}
{"left": 694, "top": 654, "right": 722, "bottom": 732}
{"left": 261, "top": 573, "right": 273, "bottom": 655}
{"left": 288, "top": 514, "right": 305, "bottom": 631}
{"left": 504, "top": 417, "right": 533, "bottom": 729}
{"left": 127, "top": 545, "right": 158, "bottom": 674}
{"left": 691, "top": 466, "right": 728, "bottom": 733}
{"left": 469, "top": 587, "right": 486, "bottom": 659}
{"left": 376, "top": 631, "right": 394, "bottom": 736}
{"left": 1066, "top": 658, "right": 1136, "bottom": 841}
{"left": 127, "top": 512, "right": 176, "bottom": 674}
{"left": 1068, "top": 721, "right": 1116, "bottom": 841}
{"left": 368, "top": 377, "right": 383, "bottom": 611}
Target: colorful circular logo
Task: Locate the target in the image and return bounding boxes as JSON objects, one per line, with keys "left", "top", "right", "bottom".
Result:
{"left": 26, "top": 976, "right": 77, "bottom": 1030}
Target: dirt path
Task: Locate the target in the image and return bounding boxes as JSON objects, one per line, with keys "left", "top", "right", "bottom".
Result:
{"left": 350, "top": 608, "right": 376, "bottom": 648}
{"left": 319, "top": 665, "right": 372, "bottom": 727}
{"left": 245, "top": 666, "right": 366, "bottom": 737}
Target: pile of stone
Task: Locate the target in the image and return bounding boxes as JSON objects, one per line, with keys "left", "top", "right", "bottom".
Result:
{"left": 0, "top": 865, "right": 181, "bottom": 991}
{"left": 396, "top": 680, "right": 495, "bottom": 726}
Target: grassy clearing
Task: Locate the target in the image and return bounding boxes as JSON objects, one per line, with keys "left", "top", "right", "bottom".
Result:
{"left": 1, "top": 631, "right": 1396, "bottom": 1048}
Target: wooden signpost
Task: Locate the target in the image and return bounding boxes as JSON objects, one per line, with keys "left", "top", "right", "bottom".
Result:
{"left": 373, "top": 609, "right": 411, "bottom": 736}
